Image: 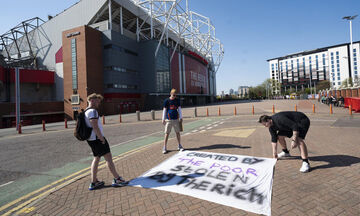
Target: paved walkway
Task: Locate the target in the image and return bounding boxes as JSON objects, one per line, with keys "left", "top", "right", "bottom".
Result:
{"left": 2, "top": 100, "right": 360, "bottom": 215}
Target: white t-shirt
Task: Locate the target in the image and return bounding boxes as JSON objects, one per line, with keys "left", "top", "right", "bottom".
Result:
{"left": 85, "top": 108, "right": 104, "bottom": 141}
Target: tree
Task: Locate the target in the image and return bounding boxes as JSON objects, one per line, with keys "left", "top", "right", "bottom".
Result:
{"left": 316, "top": 80, "right": 330, "bottom": 91}
{"left": 341, "top": 78, "right": 353, "bottom": 88}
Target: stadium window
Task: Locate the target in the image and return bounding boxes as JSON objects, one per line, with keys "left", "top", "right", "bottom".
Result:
{"left": 125, "top": 49, "right": 138, "bottom": 56}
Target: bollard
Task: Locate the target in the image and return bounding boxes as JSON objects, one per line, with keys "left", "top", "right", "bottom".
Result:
{"left": 349, "top": 105, "right": 352, "bottom": 115}
{"left": 330, "top": 104, "right": 333, "bottom": 114}
{"left": 102, "top": 115, "right": 105, "bottom": 125}
{"left": 119, "top": 113, "right": 122, "bottom": 123}
{"left": 194, "top": 107, "right": 197, "bottom": 117}
{"left": 295, "top": 104, "right": 297, "bottom": 112}
{"left": 272, "top": 105, "right": 275, "bottom": 114}
{"left": 136, "top": 111, "right": 140, "bottom": 121}
{"left": 312, "top": 104, "right": 315, "bottom": 113}
{"left": 252, "top": 105, "right": 254, "bottom": 115}
{"left": 218, "top": 107, "right": 221, "bottom": 116}
{"left": 64, "top": 118, "right": 68, "bottom": 129}
{"left": 151, "top": 110, "right": 155, "bottom": 120}
{"left": 234, "top": 106, "right": 237, "bottom": 115}
{"left": 206, "top": 108, "right": 209, "bottom": 117}
{"left": 42, "top": 120, "right": 46, "bottom": 131}
{"left": 18, "top": 123, "right": 22, "bottom": 134}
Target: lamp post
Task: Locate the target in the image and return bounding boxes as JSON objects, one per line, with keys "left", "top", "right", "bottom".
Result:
{"left": 343, "top": 15, "right": 358, "bottom": 87}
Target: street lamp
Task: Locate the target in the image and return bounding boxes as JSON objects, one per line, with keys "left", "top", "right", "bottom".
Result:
{"left": 343, "top": 15, "right": 358, "bottom": 87}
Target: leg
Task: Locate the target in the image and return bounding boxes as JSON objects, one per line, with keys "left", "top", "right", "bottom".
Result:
{"left": 103, "top": 152, "right": 120, "bottom": 179}
{"left": 91, "top": 156, "right": 100, "bottom": 183}
{"left": 278, "top": 136, "right": 288, "bottom": 150}
{"left": 163, "top": 133, "right": 170, "bottom": 150}
{"left": 298, "top": 139, "right": 308, "bottom": 159}
{"left": 176, "top": 132, "right": 181, "bottom": 145}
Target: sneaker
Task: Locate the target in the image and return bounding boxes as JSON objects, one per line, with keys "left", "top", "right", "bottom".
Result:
{"left": 299, "top": 162, "right": 310, "bottom": 173}
{"left": 277, "top": 151, "right": 291, "bottom": 158}
{"left": 178, "top": 145, "right": 185, "bottom": 151}
{"left": 162, "top": 148, "right": 168, "bottom": 154}
{"left": 89, "top": 180, "right": 104, "bottom": 190}
{"left": 112, "top": 177, "right": 128, "bottom": 187}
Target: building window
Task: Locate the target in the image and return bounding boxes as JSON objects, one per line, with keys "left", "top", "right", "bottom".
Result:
{"left": 125, "top": 49, "right": 138, "bottom": 56}
{"left": 156, "top": 46, "right": 170, "bottom": 92}
{"left": 106, "top": 84, "right": 138, "bottom": 89}
{"left": 336, "top": 51, "right": 339, "bottom": 55}
{"left": 71, "top": 38, "right": 77, "bottom": 90}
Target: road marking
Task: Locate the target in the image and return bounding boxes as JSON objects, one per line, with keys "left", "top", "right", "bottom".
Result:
{"left": 200, "top": 130, "right": 207, "bottom": 133}
{"left": 213, "top": 128, "right": 256, "bottom": 138}
{"left": 213, "top": 124, "right": 219, "bottom": 127}
{"left": 199, "top": 126, "right": 205, "bottom": 129}
{"left": 0, "top": 181, "right": 14, "bottom": 188}
{"left": 207, "top": 127, "right": 213, "bottom": 130}
{"left": 191, "top": 130, "right": 198, "bottom": 133}
{"left": 2, "top": 139, "right": 161, "bottom": 216}
{"left": 17, "top": 207, "right": 35, "bottom": 214}
{"left": 183, "top": 133, "right": 191, "bottom": 136}
{"left": 206, "top": 124, "right": 212, "bottom": 126}
{"left": 219, "top": 122, "right": 224, "bottom": 124}
{"left": 111, "top": 131, "right": 161, "bottom": 148}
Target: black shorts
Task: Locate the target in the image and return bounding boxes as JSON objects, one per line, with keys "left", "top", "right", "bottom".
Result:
{"left": 87, "top": 138, "right": 111, "bottom": 157}
{"left": 278, "top": 117, "right": 310, "bottom": 140}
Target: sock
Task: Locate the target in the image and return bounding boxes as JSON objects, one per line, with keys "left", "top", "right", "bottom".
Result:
{"left": 282, "top": 149, "right": 289, "bottom": 154}
{"left": 302, "top": 159, "right": 309, "bottom": 164}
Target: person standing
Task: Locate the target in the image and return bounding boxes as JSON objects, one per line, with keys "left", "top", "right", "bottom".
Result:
{"left": 162, "top": 89, "right": 184, "bottom": 154}
{"left": 85, "top": 93, "right": 127, "bottom": 190}
{"left": 258, "top": 111, "right": 311, "bottom": 173}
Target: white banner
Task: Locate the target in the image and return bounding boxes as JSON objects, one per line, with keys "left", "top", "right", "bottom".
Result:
{"left": 129, "top": 151, "right": 277, "bottom": 216}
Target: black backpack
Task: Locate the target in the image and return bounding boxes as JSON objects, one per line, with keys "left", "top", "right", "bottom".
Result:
{"left": 74, "top": 108, "right": 93, "bottom": 141}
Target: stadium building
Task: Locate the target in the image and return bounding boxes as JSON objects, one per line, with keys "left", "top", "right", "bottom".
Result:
{"left": 0, "top": 0, "right": 224, "bottom": 124}
{"left": 267, "top": 41, "right": 360, "bottom": 94}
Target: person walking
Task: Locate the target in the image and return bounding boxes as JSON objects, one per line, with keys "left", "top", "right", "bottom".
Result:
{"left": 258, "top": 111, "right": 311, "bottom": 173}
{"left": 162, "top": 89, "right": 184, "bottom": 154}
{"left": 85, "top": 93, "right": 127, "bottom": 190}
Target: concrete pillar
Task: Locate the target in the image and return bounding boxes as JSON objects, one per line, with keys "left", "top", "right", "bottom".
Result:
{"left": 136, "top": 110, "right": 140, "bottom": 121}
{"left": 151, "top": 110, "right": 155, "bottom": 120}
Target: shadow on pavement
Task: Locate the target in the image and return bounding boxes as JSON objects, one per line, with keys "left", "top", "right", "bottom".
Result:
{"left": 309, "top": 155, "right": 360, "bottom": 171}
{"left": 185, "top": 144, "right": 251, "bottom": 151}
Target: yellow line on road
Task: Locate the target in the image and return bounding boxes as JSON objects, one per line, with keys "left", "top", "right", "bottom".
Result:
{"left": 1, "top": 139, "right": 163, "bottom": 216}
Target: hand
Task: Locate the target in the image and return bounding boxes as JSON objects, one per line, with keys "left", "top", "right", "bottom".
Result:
{"left": 100, "top": 137, "right": 106, "bottom": 144}
{"left": 162, "top": 120, "right": 166, "bottom": 125}
{"left": 179, "top": 118, "right": 183, "bottom": 123}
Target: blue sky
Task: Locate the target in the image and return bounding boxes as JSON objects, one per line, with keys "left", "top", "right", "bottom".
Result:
{"left": 1, "top": 0, "right": 360, "bottom": 94}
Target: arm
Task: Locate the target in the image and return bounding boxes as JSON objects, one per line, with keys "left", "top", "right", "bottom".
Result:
{"left": 272, "top": 142, "right": 278, "bottom": 159}
{"left": 90, "top": 119, "right": 105, "bottom": 143}
{"left": 178, "top": 106, "right": 182, "bottom": 120}
{"left": 162, "top": 108, "right": 167, "bottom": 125}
